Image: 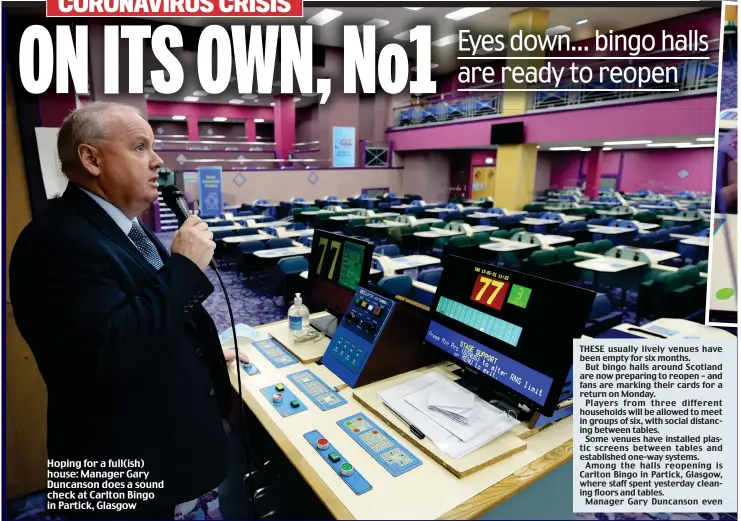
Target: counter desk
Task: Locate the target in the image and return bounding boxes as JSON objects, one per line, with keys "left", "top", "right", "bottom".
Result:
{"left": 221, "top": 314, "right": 574, "bottom": 520}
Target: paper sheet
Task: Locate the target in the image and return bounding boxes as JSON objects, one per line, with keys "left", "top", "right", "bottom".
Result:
{"left": 219, "top": 323, "right": 261, "bottom": 344}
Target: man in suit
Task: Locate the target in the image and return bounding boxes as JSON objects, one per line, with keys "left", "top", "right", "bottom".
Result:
{"left": 10, "top": 102, "right": 236, "bottom": 519}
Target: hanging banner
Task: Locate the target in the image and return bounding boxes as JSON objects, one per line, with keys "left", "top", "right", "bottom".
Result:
{"left": 198, "top": 166, "right": 223, "bottom": 217}
{"left": 332, "top": 126, "right": 356, "bottom": 168}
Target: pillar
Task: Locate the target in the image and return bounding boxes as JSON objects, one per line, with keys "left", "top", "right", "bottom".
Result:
{"left": 494, "top": 8, "right": 549, "bottom": 210}
{"left": 273, "top": 95, "right": 296, "bottom": 164}
{"left": 584, "top": 149, "right": 604, "bottom": 199}
{"left": 187, "top": 117, "right": 199, "bottom": 141}
{"left": 244, "top": 119, "right": 257, "bottom": 142}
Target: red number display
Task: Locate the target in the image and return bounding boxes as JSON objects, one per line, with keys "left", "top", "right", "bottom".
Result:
{"left": 470, "top": 274, "right": 509, "bottom": 311}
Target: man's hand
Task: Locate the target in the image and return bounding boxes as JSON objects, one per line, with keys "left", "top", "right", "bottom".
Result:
{"left": 170, "top": 216, "right": 215, "bottom": 271}
{"left": 223, "top": 347, "right": 251, "bottom": 365}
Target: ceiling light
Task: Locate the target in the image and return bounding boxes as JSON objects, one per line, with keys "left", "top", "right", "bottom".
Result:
{"left": 484, "top": 157, "right": 494, "bottom": 164}
{"left": 549, "top": 146, "right": 585, "bottom": 151}
{"left": 676, "top": 143, "right": 715, "bottom": 148}
{"left": 242, "top": 93, "right": 257, "bottom": 99}
{"left": 293, "top": 97, "right": 301, "bottom": 102}
{"left": 193, "top": 90, "right": 209, "bottom": 96}
{"left": 602, "top": 147, "right": 612, "bottom": 151}
{"left": 432, "top": 34, "right": 459, "bottom": 47}
{"left": 394, "top": 30, "right": 410, "bottom": 40}
{"left": 580, "top": 148, "right": 591, "bottom": 152}
{"left": 404, "top": 7, "right": 422, "bottom": 10}
{"left": 270, "top": 102, "right": 275, "bottom": 106}
{"left": 546, "top": 25, "right": 571, "bottom": 36}
{"left": 183, "top": 96, "right": 199, "bottom": 102}
{"left": 253, "top": 99, "right": 259, "bottom": 102}
{"left": 213, "top": 117, "right": 227, "bottom": 122}
{"left": 254, "top": 118, "right": 265, "bottom": 123}
{"left": 696, "top": 137, "right": 715, "bottom": 142}
{"left": 646, "top": 142, "right": 692, "bottom": 147}
{"left": 307, "top": 8, "right": 343, "bottom": 26}
{"left": 172, "top": 115, "right": 186, "bottom": 121}
{"left": 603, "top": 140, "right": 652, "bottom": 146}
{"left": 576, "top": 19, "right": 589, "bottom": 25}
{"left": 445, "top": 7, "right": 490, "bottom": 21}
{"left": 144, "top": 94, "right": 149, "bottom": 99}
{"left": 229, "top": 99, "right": 245, "bottom": 104}
{"left": 411, "top": 63, "right": 439, "bottom": 71}
{"left": 364, "top": 18, "right": 389, "bottom": 27}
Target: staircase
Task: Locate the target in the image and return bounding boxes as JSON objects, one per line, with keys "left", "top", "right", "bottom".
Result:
{"left": 157, "top": 194, "right": 179, "bottom": 232}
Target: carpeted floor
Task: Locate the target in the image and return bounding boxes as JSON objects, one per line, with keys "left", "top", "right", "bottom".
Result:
{"left": 720, "top": 58, "right": 737, "bottom": 111}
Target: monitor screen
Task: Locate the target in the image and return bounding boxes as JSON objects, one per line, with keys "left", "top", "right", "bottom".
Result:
{"left": 306, "top": 230, "right": 374, "bottom": 319}
{"left": 424, "top": 255, "right": 595, "bottom": 416}
{"left": 490, "top": 122, "right": 525, "bottom": 145}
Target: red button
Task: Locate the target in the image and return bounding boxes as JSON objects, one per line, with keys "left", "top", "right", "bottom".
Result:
{"left": 317, "top": 438, "right": 329, "bottom": 450}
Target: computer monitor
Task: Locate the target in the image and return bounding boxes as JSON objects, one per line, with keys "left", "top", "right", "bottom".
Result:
{"left": 424, "top": 255, "right": 595, "bottom": 417}
{"left": 306, "top": 230, "right": 374, "bottom": 336}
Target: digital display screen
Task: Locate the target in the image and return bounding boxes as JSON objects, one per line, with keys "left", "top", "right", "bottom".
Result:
{"left": 307, "top": 230, "right": 374, "bottom": 318}
{"left": 426, "top": 255, "right": 595, "bottom": 415}
{"left": 425, "top": 321, "right": 552, "bottom": 405}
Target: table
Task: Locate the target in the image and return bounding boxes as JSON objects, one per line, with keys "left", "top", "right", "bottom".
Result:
{"left": 574, "top": 257, "right": 646, "bottom": 274}
{"left": 467, "top": 212, "right": 498, "bottom": 220}
{"left": 520, "top": 218, "right": 560, "bottom": 226}
{"left": 561, "top": 215, "right": 585, "bottom": 222}
{"left": 470, "top": 225, "right": 499, "bottom": 233}
{"left": 413, "top": 218, "right": 444, "bottom": 225}
{"left": 539, "top": 235, "right": 574, "bottom": 246}
{"left": 365, "top": 221, "right": 406, "bottom": 229}
{"left": 384, "top": 255, "right": 441, "bottom": 272}
{"left": 657, "top": 215, "right": 703, "bottom": 223}
{"left": 614, "top": 246, "right": 679, "bottom": 264}
{"left": 599, "top": 319, "right": 736, "bottom": 340}
{"left": 634, "top": 222, "right": 660, "bottom": 231}
{"left": 587, "top": 226, "right": 634, "bottom": 235}
{"left": 208, "top": 225, "right": 244, "bottom": 232}
{"left": 681, "top": 237, "right": 710, "bottom": 247}
{"left": 221, "top": 319, "right": 574, "bottom": 520}
{"left": 414, "top": 229, "right": 462, "bottom": 239}
{"left": 279, "top": 229, "right": 315, "bottom": 239}
{"left": 253, "top": 246, "right": 312, "bottom": 259}
{"left": 221, "top": 233, "right": 272, "bottom": 244}
{"left": 480, "top": 241, "right": 539, "bottom": 253}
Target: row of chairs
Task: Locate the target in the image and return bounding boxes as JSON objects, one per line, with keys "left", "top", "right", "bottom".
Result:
{"left": 636, "top": 263, "right": 708, "bottom": 321}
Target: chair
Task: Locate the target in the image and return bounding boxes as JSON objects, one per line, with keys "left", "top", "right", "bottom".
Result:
{"left": 375, "top": 244, "right": 401, "bottom": 258}
{"left": 471, "top": 232, "right": 491, "bottom": 245}
{"left": 234, "top": 228, "right": 260, "bottom": 236}
{"left": 238, "top": 241, "right": 266, "bottom": 279}
{"left": 417, "top": 267, "right": 443, "bottom": 287}
{"left": 583, "top": 294, "right": 623, "bottom": 337}
{"left": 524, "top": 250, "right": 561, "bottom": 279}
{"left": 267, "top": 238, "right": 294, "bottom": 249}
{"left": 271, "top": 256, "right": 309, "bottom": 308}
{"left": 594, "top": 239, "right": 613, "bottom": 255}
{"left": 377, "top": 275, "right": 434, "bottom": 307}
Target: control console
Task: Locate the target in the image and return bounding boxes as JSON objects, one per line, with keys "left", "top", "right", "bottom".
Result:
{"left": 321, "top": 286, "right": 443, "bottom": 388}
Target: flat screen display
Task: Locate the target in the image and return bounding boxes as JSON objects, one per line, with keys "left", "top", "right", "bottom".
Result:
{"left": 424, "top": 255, "right": 595, "bottom": 416}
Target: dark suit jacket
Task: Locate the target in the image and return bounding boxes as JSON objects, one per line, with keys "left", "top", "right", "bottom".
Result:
{"left": 10, "top": 184, "right": 231, "bottom": 517}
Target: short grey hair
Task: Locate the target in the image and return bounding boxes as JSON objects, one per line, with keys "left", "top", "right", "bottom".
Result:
{"left": 57, "top": 102, "right": 142, "bottom": 176}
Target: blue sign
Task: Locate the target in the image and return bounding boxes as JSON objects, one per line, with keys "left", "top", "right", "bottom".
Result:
{"left": 197, "top": 167, "right": 223, "bottom": 217}
{"left": 332, "top": 127, "right": 356, "bottom": 168}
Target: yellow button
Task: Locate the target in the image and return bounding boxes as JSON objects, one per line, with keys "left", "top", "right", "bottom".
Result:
{"left": 275, "top": 384, "right": 284, "bottom": 392}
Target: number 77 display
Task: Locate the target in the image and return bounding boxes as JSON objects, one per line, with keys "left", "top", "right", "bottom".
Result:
{"left": 470, "top": 274, "right": 510, "bottom": 311}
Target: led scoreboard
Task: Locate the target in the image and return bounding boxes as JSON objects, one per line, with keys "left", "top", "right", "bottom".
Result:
{"left": 424, "top": 255, "right": 595, "bottom": 416}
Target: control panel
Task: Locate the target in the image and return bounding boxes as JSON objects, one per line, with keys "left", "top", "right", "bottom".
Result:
{"left": 304, "top": 430, "right": 372, "bottom": 495}
{"left": 240, "top": 360, "right": 260, "bottom": 376}
{"left": 260, "top": 383, "right": 307, "bottom": 417}
{"left": 252, "top": 338, "right": 298, "bottom": 368}
{"left": 529, "top": 365, "right": 573, "bottom": 429}
{"left": 287, "top": 370, "right": 347, "bottom": 411}
{"left": 338, "top": 413, "right": 422, "bottom": 477}
{"left": 321, "top": 287, "right": 396, "bottom": 387}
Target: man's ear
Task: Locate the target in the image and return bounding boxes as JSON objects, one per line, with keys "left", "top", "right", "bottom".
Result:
{"left": 78, "top": 144, "right": 101, "bottom": 177}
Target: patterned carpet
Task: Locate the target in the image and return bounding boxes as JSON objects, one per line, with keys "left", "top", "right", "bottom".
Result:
{"left": 721, "top": 58, "right": 737, "bottom": 111}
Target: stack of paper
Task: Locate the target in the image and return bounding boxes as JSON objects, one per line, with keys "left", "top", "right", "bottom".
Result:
{"left": 378, "top": 372, "right": 518, "bottom": 460}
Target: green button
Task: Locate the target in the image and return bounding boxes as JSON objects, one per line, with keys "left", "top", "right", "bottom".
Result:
{"left": 328, "top": 452, "right": 341, "bottom": 463}
{"left": 355, "top": 298, "right": 361, "bottom": 305}
{"left": 341, "top": 463, "right": 352, "bottom": 471}
{"left": 290, "top": 399, "right": 300, "bottom": 408}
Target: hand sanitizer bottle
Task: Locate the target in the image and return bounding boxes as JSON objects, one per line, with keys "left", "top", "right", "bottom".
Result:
{"left": 288, "top": 293, "right": 309, "bottom": 338}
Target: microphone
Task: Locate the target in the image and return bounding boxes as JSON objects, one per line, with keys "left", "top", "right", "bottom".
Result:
{"left": 161, "top": 185, "right": 259, "bottom": 509}
{"left": 161, "top": 185, "right": 193, "bottom": 227}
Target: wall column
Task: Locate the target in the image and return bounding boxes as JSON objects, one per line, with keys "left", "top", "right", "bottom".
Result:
{"left": 584, "top": 148, "right": 604, "bottom": 198}
{"left": 244, "top": 118, "right": 257, "bottom": 142}
{"left": 273, "top": 95, "right": 296, "bottom": 164}
{"left": 186, "top": 117, "right": 199, "bottom": 141}
{"left": 494, "top": 8, "right": 549, "bottom": 209}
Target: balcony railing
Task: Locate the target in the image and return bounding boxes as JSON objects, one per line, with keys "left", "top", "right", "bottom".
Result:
{"left": 391, "top": 41, "right": 720, "bottom": 129}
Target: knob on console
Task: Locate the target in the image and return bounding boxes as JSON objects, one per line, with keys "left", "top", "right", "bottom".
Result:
{"left": 347, "top": 312, "right": 357, "bottom": 323}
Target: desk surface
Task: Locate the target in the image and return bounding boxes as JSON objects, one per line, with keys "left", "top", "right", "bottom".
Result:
{"left": 223, "top": 321, "right": 574, "bottom": 520}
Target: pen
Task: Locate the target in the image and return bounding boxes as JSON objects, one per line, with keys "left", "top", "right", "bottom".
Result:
{"left": 383, "top": 403, "right": 425, "bottom": 440}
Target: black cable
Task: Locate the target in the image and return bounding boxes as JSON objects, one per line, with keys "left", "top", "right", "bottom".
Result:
{"left": 211, "top": 264, "right": 259, "bottom": 516}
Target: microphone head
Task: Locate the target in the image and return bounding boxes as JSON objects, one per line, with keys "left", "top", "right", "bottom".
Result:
{"left": 161, "top": 185, "right": 190, "bottom": 225}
